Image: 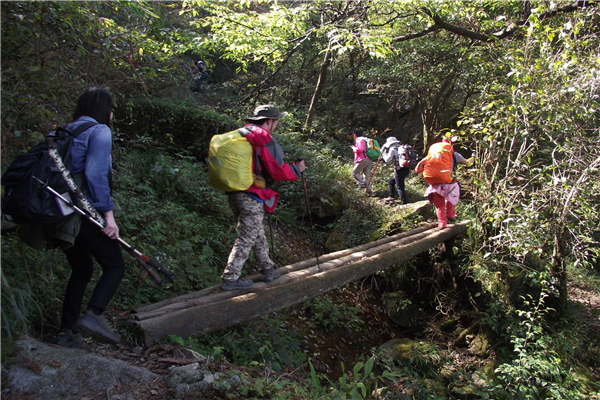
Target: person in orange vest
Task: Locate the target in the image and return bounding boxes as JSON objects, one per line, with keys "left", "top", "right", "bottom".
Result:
{"left": 415, "top": 134, "right": 473, "bottom": 228}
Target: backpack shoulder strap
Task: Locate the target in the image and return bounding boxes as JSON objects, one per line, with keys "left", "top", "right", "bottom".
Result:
{"left": 51, "top": 121, "right": 98, "bottom": 138}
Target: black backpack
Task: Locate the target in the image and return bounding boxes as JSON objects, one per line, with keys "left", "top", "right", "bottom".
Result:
{"left": 1, "top": 122, "right": 97, "bottom": 225}
{"left": 399, "top": 144, "right": 419, "bottom": 170}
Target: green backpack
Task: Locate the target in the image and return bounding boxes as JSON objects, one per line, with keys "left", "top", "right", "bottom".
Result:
{"left": 359, "top": 137, "right": 381, "bottom": 161}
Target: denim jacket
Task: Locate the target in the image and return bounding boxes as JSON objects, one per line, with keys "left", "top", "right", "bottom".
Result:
{"left": 64, "top": 116, "right": 114, "bottom": 212}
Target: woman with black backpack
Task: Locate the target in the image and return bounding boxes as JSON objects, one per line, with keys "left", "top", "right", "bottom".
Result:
{"left": 52, "top": 87, "right": 125, "bottom": 347}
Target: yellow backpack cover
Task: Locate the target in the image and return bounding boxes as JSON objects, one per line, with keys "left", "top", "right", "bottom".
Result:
{"left": 208, "top": 129, "right": 253, "bottom": 191}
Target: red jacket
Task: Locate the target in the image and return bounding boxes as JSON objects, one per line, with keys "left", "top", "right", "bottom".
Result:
{"left": 242, "top": 124, "right": 300, "bottom": 212}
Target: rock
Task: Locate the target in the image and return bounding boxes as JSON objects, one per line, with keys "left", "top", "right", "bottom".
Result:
{"left": 449, "top": 383, "right": 484, "bottom": 399}
{"left": 378, "top": 338, "right": 419, "bottom": 363}
{"left": 468, "top": 333, "right": 491, "bottom": 357}
{"left": 314, "top": 183, "right": 351, "bottom": 219}
{"left": 325, "top": 231, "right": 347, "bottom": 252}
{"left": 1, "top": 336, "right": 161, "bottom": 400}
{"left": 382, "top": 292, "right": 424, "bottom": 330}
{"left": 165, "top": 362, "right": 243, "bottom": 398}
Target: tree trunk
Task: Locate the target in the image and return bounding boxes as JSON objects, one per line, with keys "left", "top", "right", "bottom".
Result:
{"left": 304, "top": 48, "right": 332, "bottom": 130}
{"left": 132, "top": 222, "right": 469, "bottom": 346}
{"left": 552, "top": 227, "right": 568, "bottom": 312}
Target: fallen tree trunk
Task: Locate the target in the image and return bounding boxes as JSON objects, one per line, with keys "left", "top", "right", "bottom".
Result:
{"left": 134, "top": 223, "right": 437, "bottom": 314}
{"left": 133, "top": 225, "right": 442, "bottom": 321}
{"left": 133, "top": 222, "right": 469, "bottom": 345}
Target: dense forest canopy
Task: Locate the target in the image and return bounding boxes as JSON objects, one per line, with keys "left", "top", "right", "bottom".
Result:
{"left": 1, "top": 1, "right": 599, "bottom": 399}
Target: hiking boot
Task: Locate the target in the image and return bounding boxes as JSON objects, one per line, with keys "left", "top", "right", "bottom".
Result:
{"left": 447, "top": 217, "right": 456, "bottom": 223}
{"left": 75, "top": 309, "right": 121, "bottom": 344}
{"left": 262, "top": 268, "right": 280, "bottom": 283}
{"left": 221, "top": 278, "right": 254, "bottom": 291}
{"left": 53, "top": 329, "right": 83, "bottom": 348}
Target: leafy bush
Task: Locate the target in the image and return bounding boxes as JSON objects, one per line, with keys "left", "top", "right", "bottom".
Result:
{"left": 117, "top": 97, "right": 238, "bottom": 160}
{"left": 165, "top": 316, "right": 306, "bottom": 373}
{"left": 492, "top": 288, "right": 592, "bottom": 399}
{"left": 302, "top": 297, "right": 365, "bottom": 333}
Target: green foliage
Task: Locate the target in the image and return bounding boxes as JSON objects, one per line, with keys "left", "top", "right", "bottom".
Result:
{"left": 309, "top": 356, "right": 401, "bottom": 400}
{"left": 493, "top": 287, "right": 592, "bottom": 399}
{"left": 302, "top": 297, "right": 365, "bottom": 333}
{"left": 461, "top": 2, "right": 600, "bottom": 311}
{"left": 1, "top": 234, "right": 73, "bottom": 341}
{"left": 1, "top": 268, "right": 36, "bottom": 344}
{"left": 116, "top": 97, "right": 238, "bottom": 159}
{"left": 1, "top": 1, "right": 192, "bottom": 147}
{"left": 165, "top": 317, "right": 306, "bottom": 373}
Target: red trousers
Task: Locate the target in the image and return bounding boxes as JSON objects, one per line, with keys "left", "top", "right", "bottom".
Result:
{"left": 431, "top": 193, "right": 455, "bottom": 228}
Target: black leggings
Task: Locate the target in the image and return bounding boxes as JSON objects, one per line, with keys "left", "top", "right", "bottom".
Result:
{"left": 61, "top": 218, "right": 124, "bottom": 330}
{"left": 388, "top": 167, "right": 410, "bottom": 204}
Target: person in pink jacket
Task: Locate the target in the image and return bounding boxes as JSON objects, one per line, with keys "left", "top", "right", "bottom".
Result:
{"left": 350, "top": 129, "right": 373, "bottom": 195}
{"left": 221, "top": 105, "right": 306, "bottom": 290}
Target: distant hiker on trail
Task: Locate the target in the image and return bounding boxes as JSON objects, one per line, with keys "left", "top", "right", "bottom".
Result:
{"left": 193, "top": 60, "right": 209, "bottom": 92}
{"left": 221, "top": 105, "right": 305, "bottom": 291}
{"left": 381, "top": 136, "right": 410, "bottom": 205}
{"left": 350, "top": 129, "right": 373, "bottom": 195}
{"left": 44, "top": 87, "right": 124, "bottom": 347}
{"left": 415, "top": 134, "right": 473, "bottom": 229}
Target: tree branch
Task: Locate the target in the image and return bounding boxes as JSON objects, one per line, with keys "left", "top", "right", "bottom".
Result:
{"left": 418, "top": 1, "right": 598, "bottom": 43}
{"left": 392, "top": 24, "right": 440, "bottom": 43}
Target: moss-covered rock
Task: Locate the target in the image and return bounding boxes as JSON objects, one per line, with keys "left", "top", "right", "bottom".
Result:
{"left": 325, "top": 231, "right": 347, "bottom": 252}
{"left": 314, "top": 183, "right": 351, "bottom": 219}
{"left": 382, "top": 292, "right": 424, "bottom": 330}
{"left": 379, "top": 338, "right": 418, "bottom": 362}
{"left": 449, "top": 383, "right": 484, "bottom": 399}
{"left": 468, "top": 333, "right": 491, "bottom": 357}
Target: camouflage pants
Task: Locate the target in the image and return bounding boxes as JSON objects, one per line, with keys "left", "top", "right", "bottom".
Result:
{"left": 221, "top": 192, "right": 274, "bottom": 282}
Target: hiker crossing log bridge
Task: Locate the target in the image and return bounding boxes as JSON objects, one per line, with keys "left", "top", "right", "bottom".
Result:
{"left": 132, "top": 221, "right": 470, "bottom": 346}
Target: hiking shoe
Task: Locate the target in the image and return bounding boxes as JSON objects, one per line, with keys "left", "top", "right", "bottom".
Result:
{"left": 221, "top": 278, "right": 254, "bottom": 291}
{"left": 447, "top": 217, "right": 456, "bottom": 223}
{"left": 53, "top": 329, "right": 83, "bottom": 348}
{"left": 262, "top": 268, "right": 280, "bottom": 283}
{"left": 75, "top": 309, "right": 121, "bottom": 344}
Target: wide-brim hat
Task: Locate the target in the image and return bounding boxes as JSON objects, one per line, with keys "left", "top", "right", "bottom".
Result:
{"left": 246, "top": 104, "right": 288, "bottom": 121}
{"left": 385, "top": 136, "right": 400, "bottom": 145}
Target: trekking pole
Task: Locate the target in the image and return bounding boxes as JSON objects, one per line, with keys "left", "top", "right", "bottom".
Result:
{"left": 366, "top": 152, "right": 383, "bottom": 194}
{"left": 296, "top": 158, "right": 320, "bottom": 272}
{"left": 33, "top": 176, "right": 175, "bottom": 285}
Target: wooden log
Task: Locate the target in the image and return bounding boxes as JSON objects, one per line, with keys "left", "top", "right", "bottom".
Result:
{"left": 132, "top": 226, "right": 439, "bottom": 321}
{"left": 135, "top": 222, "right": 468, "bottom": 345}
{"left": 133, "top": 223, "right": 437, "bottom": 314}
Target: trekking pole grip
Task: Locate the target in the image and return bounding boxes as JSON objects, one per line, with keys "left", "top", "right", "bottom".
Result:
{"left": 147, "top": 258, "right": 176, "bottom": 281}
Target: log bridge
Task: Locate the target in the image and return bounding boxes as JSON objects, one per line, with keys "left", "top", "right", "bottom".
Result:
{"left": 132, "top": 221, "right": 470, "bottom": 346}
